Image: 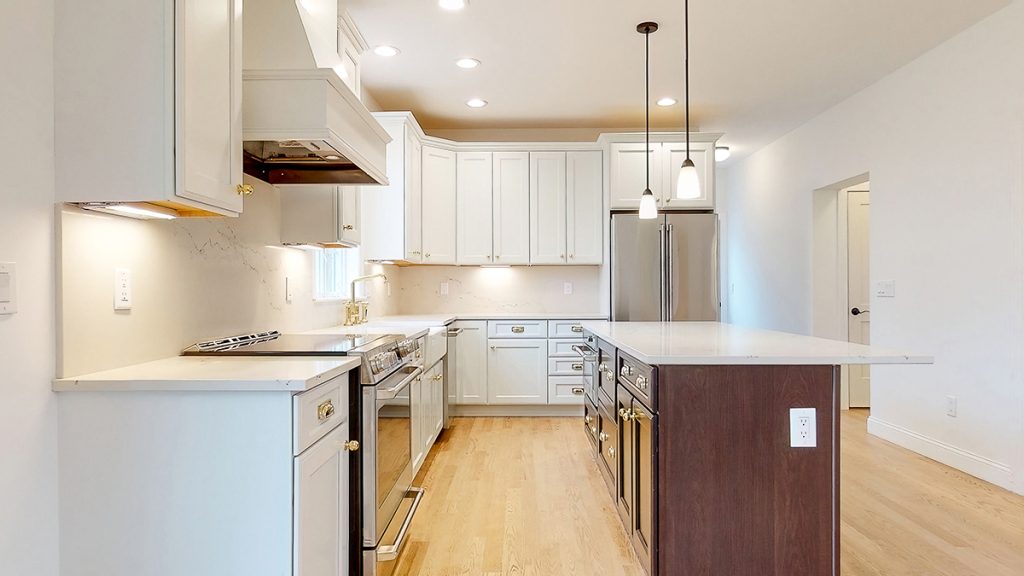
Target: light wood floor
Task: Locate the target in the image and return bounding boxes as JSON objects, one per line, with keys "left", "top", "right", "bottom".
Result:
{"left": 390, "top": 412, "right": 1024, "bottom": 576}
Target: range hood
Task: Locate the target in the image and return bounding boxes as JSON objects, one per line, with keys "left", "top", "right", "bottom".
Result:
{"left": 242, "top": 0, "right": 390, "bottom": 186}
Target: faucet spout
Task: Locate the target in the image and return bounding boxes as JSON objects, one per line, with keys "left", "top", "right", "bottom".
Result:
{"left": 349, "top": 273, "right": 388, "bottom": 305}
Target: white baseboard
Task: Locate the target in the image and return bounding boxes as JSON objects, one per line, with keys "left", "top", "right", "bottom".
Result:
{"left": 451, "top": 404, "right": 583, "bottom": 418}
{"left": 867, "top": 415, "right": 1015, "bottom": 492}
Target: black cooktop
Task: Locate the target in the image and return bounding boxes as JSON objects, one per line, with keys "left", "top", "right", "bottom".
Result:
{"left": 183, "top": 332, "right": 394, "bottom": 356}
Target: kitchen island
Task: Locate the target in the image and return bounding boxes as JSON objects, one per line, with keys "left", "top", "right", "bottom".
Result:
{"left": 579, "top": 321, "right": 931, "bottom": 576}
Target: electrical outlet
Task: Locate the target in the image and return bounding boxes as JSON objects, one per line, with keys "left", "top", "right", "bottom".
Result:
{"left": 790, "top": 408, "right": 817, "bottom": 448}
{"left": 946, "top": 395, "right": 958, "bottom": 418}
{"left": 114, "top": 268, "right": 132, "bottom": 311}
{"left": 563, "top": 282, "right": 573, "bottom": 295}
{"left": 439, "top": 281, "right": 449, "bottom": 296}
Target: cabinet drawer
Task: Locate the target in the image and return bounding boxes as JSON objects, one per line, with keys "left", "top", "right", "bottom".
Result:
{"left": 597, "top": 403, "right": 617, "bottom": 497}
{"left": 548, "top": 357, "right": 587, "bottom": 376}
{"left": 487, "top": 320, "right": 547, "bottom": 338}
{"left": 617, "top": 352, "right": 656, "bottom": 412}
{"left": 597, "top": 347, "right": 617, "bottom": 405}
{"left": 548, "top": 339, "right": 585, "bottom": 357}
{"left": 548, "top": 320, "right": 587, "bottom": 338}
{"left": 293, "top": 375, "right": 347, "bottom": 455}
{"left": 583, "top": 398, "right": 599, "bottom": 449}
{"left": 549, "top": 376, "right": 586, "bottom": 405}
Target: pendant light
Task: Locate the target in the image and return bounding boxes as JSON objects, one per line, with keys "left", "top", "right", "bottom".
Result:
{"left": 637, "top": 22, "right": 659, "bottom": 220}
{"left": 675, "top": 0, "right": 701, "bottom": 200}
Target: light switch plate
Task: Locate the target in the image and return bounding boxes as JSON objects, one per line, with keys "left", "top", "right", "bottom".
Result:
{"left": 285, "top": 276, "right": 294, "bottom": 303}
{"left": 114, "top": 268, "right": 132, "bottom": 310}
{"left": 790, "top": 408, "right": 817, "bottom": 448}
{"left": 0, "top": 262, "right": 16, "bottom": 315}
{"left": 875, "top": 280, "right": 895, "bottom": 298}
{"left": 439, "top": 282, "right": 449, "bottom": 296}
{"left": 563, "top": 282, "right": 573, "bottom": 295}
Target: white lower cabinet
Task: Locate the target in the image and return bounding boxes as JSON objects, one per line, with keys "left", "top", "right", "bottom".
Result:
{"left": 454, "top": 321, "right": 488, "bottom": 404}
{"left": 487, "top": 338, "right": 548, "bottom": 404}
{"left": 412, "top": 360, "right": 445, "bottom": 475}
{"left": 294, "top": 420, "right": 349, "bottom": 576}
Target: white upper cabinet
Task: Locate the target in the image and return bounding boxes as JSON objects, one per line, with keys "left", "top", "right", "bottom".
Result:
{"left": 609, "top": 139, "right": 716, "bottom": 210}
{"left": 530, "top": 152, "right": 569, "bottom": 264}
{"left": 281, "top": 186, "right": 361, "bottom": 247}
{"left": 492, "top": 153, "right": 531, "bottom": 265}
{"left": 56, "top": 0, "right": 243, "bottom": 217}
{"left": 456, "top": 152, "right": 495, "bottom": 265}
{"left": 405, "top": 134, "right": 424, "bottom": 263}
{"left": 421, "top": 146, "right": 458, "bottom": 264}
{"left": 662, "top": 142, "right": 715, "bottom": 209}
{"left": 363, "top": 113, "right": 422, "bottom": 262}
{"left": 567, "top": 151, "right": 604, "bottom": 264}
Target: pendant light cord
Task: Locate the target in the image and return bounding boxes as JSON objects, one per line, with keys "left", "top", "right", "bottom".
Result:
{"left": 645, "top": 28, "right": 650, "bottom": 191}
{"left": 685, "top": 0, "right": 691, "bottom": 162}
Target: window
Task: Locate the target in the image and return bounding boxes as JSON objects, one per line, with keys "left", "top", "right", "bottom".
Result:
{"left": 314, "top": 247, "right": 363, "bottom": 301}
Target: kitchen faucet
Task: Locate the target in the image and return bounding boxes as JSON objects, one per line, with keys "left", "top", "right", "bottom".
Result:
{"left": 345, "top": 273, "right": 388, "bottom": 325}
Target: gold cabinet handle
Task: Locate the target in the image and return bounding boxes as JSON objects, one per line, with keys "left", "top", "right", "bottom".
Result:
{"left": 599, "top": 432, "right": 609, "bottom": 442}
{"left": 571, "top": 325, "right": 584, "bottom": 333}
{"left": 410, "top": 251, "right": 422, "bottom": 255}
{"left": 571, "top": 387, "right": 584, "bottom": 395}
{"left": 343, "top": 440, "right": 360, "bottom": 452}
{"left": 511, "top": 326, "right": 525, "bottom": 334}
{"left": 608, "top": 446, "right": 616, "bottom": 458}
{"left": 571, "top": 362, "right": 584, "bottom": 371}
{"left": 584, "top": 415, "right": 593, "bottom": 424}
{"left": 589, "top": 425, "right": 597, "bottom": 435}
{"left": 605, "top": 369, "right": 614, "bottom": 381}
{"left": 317, "top": 399, "right": 335, "bottom": 422}
{"left": 620, "top": 365, "right": 629, "bottom": 377}
{"left": 636, "top": 375, "right": 648, "bottom": 389}
{"left": 434, "top": 374, "right": 443, "bottom": 381}
{"left": 343, "top": 224, "right": 354, "bottom": 230}
{"left": 236, "top": 183, "right": 254, "bottom": 196}
{"left": 632, "top": 409, "right": 646, "bottom": 421}
{"left": 619, "top": 408, "right": 634, "bottom": 422}
{"left": 424, "top": 253, "right": 431, "bottom": 258}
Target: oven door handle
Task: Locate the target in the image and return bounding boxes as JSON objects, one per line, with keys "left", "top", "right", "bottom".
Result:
{"left": 377, "top": 487, "right": 425, "bottom": 562}
{"left": 376, "top": 367, "right": 423, "bottom": 401}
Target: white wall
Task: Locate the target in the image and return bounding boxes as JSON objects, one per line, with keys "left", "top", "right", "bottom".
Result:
{"left": 0, "top": 1, "right": 59, "bottom": 574}
{"left": 721, "top": 2, "right": 1024, "bottom": 493}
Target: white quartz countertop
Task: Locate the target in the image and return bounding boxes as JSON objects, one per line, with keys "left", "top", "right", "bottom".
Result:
{"left": 53, "top": 356, "right": 361, "bottom": 392}
{"left": 301, "top": 323, "right": 432, "bottom": 339}
{"left": 366, "top": 313, "right": 606, "bottom": 324}
{"left": 581, "top": 322, "right": 933, "bottom": 366}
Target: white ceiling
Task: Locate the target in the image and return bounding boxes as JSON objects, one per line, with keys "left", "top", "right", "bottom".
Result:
{"left": 347, "top": 0, "right": 1008, "bottom": 157}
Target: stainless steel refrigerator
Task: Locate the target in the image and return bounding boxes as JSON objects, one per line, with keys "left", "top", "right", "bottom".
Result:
{"left": 611, "top": 213, "right": 720, "bottom": 321}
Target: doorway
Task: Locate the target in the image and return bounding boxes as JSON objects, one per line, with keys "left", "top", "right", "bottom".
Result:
{"left": 846, "top": 189, "right": 871, "bottom": 407}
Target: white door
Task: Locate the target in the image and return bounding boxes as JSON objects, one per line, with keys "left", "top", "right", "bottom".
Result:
{"left": 410, "top": 371, "right": 425, "bottom": 473}
{"left": 493, "top": 152, "right": 531, "bottom": 265}
{"left": 339, "top": 187, "right": 360, "bottom": 245}
{"left": 421, "top": 146, "right": 457, "bottom": 264}
{"left": 567, "top": 151, "right": 603, "bottom": 264}
{"left": 294, "top": 422, "right": 348, "bottom": 576}
{"left": 662, "top": 142, "right": 715, "bottom": 210}
{"left": 405, "top": 133, "right": 423, "bottom": 262}
{"left": 454, "top": 321, "right": 488, "bottom": 405}
{"left": 530, "top": 152, "right": 567, "bottom": 264}
{"left": 487, "top": 339, "right": 548, "bottom": 404}
{"left": 456, "top": 152, "right": 494, "bottom": 265}
{"left": 178, "top": 0, "right": 243, "bottom": 213}
{"left": 847, "top": 190, "right": 871, "bottom": 407}
{"left": 609, "top": 142, "right": 661, "bottom": 210}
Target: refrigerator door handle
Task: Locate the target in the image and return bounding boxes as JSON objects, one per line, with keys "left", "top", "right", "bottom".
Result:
{"left": 658, "top": 224, "right": 667, "bottom": 321}
{"left": 666, "top": 223, "right": 675, "bottom": 320}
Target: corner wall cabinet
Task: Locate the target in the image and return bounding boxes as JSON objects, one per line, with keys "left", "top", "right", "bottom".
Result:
{"left": 56, "top": 0, "right": 243, "bottom": 217}
{"left": 362, "top": 113, "right": 423, "bottom": 262}
{"left": 609, "top": 141, "right": 715, "bottom": 210}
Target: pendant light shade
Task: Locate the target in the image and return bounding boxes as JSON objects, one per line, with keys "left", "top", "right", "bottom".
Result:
{"left": 639, "top": 189, "right": 658, "bottom": 219}
{"left": 676, "top": 158, "right": 701, "bottom": 199}
{"left": 637, "top": 22, "right": 658, "bottom": 220}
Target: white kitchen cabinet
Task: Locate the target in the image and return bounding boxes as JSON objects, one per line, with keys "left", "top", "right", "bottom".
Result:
{"left": 454, "top": 321, "right": 488, "bottom": 405}
{"left": 363, "top": 113, "right": 423, "bottom": 262}
{"left": 488, "top": 320, "right": 549, "bottom": 339}
{"left": 567, "top": 151, "right": 604, "bottom": 264}
{"left": 294, "top": 421, "right": 349, "bottom": 576}
{"left": 457, "top": 152, "right": 495, "bottom": 265}
{"left": 281, "top": 186, "right": 360, "bottom": 247}
{"left": 411, "top": 370, "right": 426, "bottom": 473}
{"left": 548, "top": 376, "right": 588, "bottom": 405}
{"left": 56, "top": 0, "right": 243, "bottom": 217}
{"left": 609, "top": 140, "right": 715, "bottom": 210}
{"left": 421, "top": 146, "right": 458, "bottom": 264}
{"left": 493, "top": 152, "right": 531, "bottom": 265}
{"left": 487, "top": 339, "right": 548, "bottom": 404}
{"left": 412, "top": 359, "right": 445, "bottom": 476}
{"left": 530, "top": 152, "right": 569, "bottom": 264}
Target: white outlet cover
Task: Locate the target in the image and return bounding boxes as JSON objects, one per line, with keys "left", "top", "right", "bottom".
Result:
{"left": 0, "top": 262, "right": 16, "bottom": 314}
{"left": 439, "top": 282, "right": 449, "bottom": 296}
{"left": 114, "top": 268, "right": 132, "bottom": 310}
{"left": 946, "top": 395, "right": 958, "bottom": 417}
{"left": 563, "top": 282, "right": 573, "bottom": 295}
{"left": 790, "top": 408, "right": 817, "bottom": 448}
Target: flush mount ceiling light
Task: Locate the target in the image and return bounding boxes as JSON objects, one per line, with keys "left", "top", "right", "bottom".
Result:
{"left": 466, "top": 98, "right": 488, "bottom": 108}
{"left": 637, "top": 22, "right": 659, "bottom": 221}
{"left": 456, "top": 58, "right": 480, "bottom": 69}
{"left": 438, "top": 0, "right": 467, "bottom": 11}
{"left": 657, "top": 97, "right": 677, "bottom": 107}
{"left": 675, "top": 0, "right": 701, "bottom": 200}
{"left": 373, "top": 45, "right": 400, "bottom": 57}
{"left": 715, "top": 146, "right": 731, "bottom": 162}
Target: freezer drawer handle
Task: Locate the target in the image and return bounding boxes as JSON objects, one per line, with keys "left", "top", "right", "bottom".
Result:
{"left": 376, "top": 487, "right": 425, "bottom": 562}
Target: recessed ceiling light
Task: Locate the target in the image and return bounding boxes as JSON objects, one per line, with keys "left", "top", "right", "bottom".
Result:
{"left": 715, "top": 146, "right": 732, "bottom": 162}
{"left": 439, "top": 0, "right": 467, "bottom": 11}
{"left": 373, "top": 45, "right": 400, "bottom": 57}
{"left": 466, "top": 98, "right": 488, "bottom": 108}
{"left": 456, "top": 58, "right": 480, "bottom": 69}
{"left": 657, "top": 97, "right": 677, "bottom": 107}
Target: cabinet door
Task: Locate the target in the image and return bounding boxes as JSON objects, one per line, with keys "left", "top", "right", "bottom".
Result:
{"left": 456, "top": 152, "right": 494, "bottom": 265}
{"left": 454, "top": 321, "right": 488, "bottom": 405}
{"left": 178, "top": 0, "right": 243, "bottom": 214}
{"left": 280, "top": 185, "right": 339, "bottom": 245}
{"left": 487, "top": 339, "right": 548, "bottom": 404}
{"left": 411, "top": 372, "right": 426, "bottom": 473}
{"left": 430, "top": 362, "right": 445, "bottom": 440}
{"left": 294, "top": 422, "right": 348, "bottom": 576}
{"left": 566, "top": 151, "right": 603, "bottom": 265}
{"left": 530, "top": 152, "right": 567, "bottom": 264}
{"left": 493, "top": 152, "right": 531, "bottom": 265}
{"left": 615, "top": 387, "right": 633, "bottom": 530}
{"left": 609, "top": 143, "right": 661, "bottom": 210}
{"left": 405, "top": 132, "right": 423, "bottom": 262}
{"left": 631, "top": 400, "right": 655, "bottom": 573}
{"left": 339, "top": 187, "right": 361, "bottom": 245}
{"left": 662, "top": 141, "right": 715, "bottom": 209}
{"left": 421, "top": 146, "right": 457, "bottom": 264}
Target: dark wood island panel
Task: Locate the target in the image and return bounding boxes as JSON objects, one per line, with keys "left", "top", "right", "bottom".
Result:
{"left": 657, "top": 364, "right": 840, "bottom": 576}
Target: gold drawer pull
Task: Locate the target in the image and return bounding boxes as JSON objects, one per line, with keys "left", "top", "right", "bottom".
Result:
{"left": 585, "top": 415, "right": 593, "bottom": 424}
{"left": 571, "top": 363, "right": 584, "bottom": 371}
{"left": 590, "top": 425, "right": 598, "bottom": 435}
{"left": 342, "top": 224, "right": 354, "bottom": 230}
{"left": 571, "top": 387, "right": 585, "bottom": 395}
{"left": 599, "top": 432, "right": 609, "bottom": 442}
{"left": 571, "top": 325, "right": 583, "bottom": 333}
{"left": 511, "top": 326, "right": 525, "bottom": 334}
{"left": 343, "top": 440, "right": 360, "bottom": 452}
{"left": 236, "top": 183, "right": 254, "bottom": 196}
{"left": 608, "top": 446, "right": 616, "bottom": 458}
{"left": 317, "top": 399, "right": 335, "bottom": 422}
{"left": 636, "top": 375, "right": 648, "bottom": 389}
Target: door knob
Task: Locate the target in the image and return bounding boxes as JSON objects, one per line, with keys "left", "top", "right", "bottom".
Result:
{"left": 851, "top": 307, "right": 870, "bottom": 316}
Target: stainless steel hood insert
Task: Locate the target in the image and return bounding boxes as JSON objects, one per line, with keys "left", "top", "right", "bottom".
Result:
{"left": 242, "top": 140, "right": 382, "bottom": 185}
